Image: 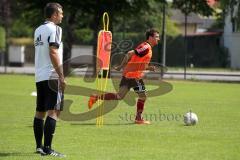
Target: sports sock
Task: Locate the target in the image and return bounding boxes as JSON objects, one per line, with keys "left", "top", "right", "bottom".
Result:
{"left": 99, "top": 93, "right": 118, "bottom": 100}
{"left": 33, "top": 117, "right": 44, "bottom": 148}
{"left": 135, "top": 99, "right": 145, "bottom": 120}
{"left": 44, "top": 116, "right": 56, "bottom": 149}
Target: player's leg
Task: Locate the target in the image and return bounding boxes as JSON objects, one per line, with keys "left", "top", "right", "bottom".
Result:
{"left": 117, "top": 85, "right": 129, "bottom": 99}
{"left": 135, "top": 92, "right": 149, "bottom": 122}
{"left": 43, "top": 110, "right": 65, "bottom": 157}
{"left": 88, "top": 86, "right": 129, "bottom": 109}
{"left": 42, "top": 80, "right": 65, "bottom": 157}
{"left": 43, "top": 110, "right": 57, "bottom": 150}
{"left": 133, "top": 79, "right": 150, "bottom": 124}
{"left": 100, "top": 85, "right": 129, "bottom": 100}
{"left": 34, "top": 111, "right": 46, "bottom": 148}
{"left": 88, "top": 77, "right": 130, "bottom": 109}
{"left": 34, "top": 112, "right": 46, "bottom": 154}
{"left": 34, "top": 81, "right": 47, "bottom": 154}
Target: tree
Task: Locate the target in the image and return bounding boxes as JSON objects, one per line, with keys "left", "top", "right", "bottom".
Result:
{"left": 210, "top": 0, "right": 240, "bottom": 32}
{"left": 113, "top": 1, "right": 179, "bottom": 36}
{"left": 14, "top": 0, "right": 164, "bottom": 75}
{"left": 231, "top": 1, "right": 240, "bottom": 31}
{"left": 0, "top": 0, "right": 11, "bottom": 72}
{"left": 172, "top": 0, "right": 214, "bottom": 16}
{"left": 172, "top": 0, "right": 215, "bottom": 34}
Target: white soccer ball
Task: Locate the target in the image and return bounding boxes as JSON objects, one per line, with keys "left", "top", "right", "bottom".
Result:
{"left": 184, "top": 112, "right": 198, "bottom": 126}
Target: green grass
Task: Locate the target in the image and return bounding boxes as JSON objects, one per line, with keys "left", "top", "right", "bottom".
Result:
{"left": 167, "top": 67, "right": 240, "bottom": 72}
{"left": 0, "top": 74, "right": 240, "bottom": 160}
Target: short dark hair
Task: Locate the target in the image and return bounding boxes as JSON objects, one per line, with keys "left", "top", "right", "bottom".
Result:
{"left": 44, "top": 3, "right": 62, "bottom": 18}
{"left": 145, "top": 28, "right": 159, "bottom": 40}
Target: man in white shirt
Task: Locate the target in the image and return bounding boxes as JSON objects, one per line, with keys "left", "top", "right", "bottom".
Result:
{"left": 33, "top": 2, "right": 66, "bottom": 157}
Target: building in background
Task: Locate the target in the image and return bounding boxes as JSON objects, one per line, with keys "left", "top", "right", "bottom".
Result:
{"left": 170, "top": 9, "right": 217, "bottom": 35}
{"left": 223, "top": 1, "right": 240, "bottom": 69}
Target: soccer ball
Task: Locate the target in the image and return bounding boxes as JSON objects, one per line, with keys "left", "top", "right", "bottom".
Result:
{"left": 184, "top": 112, "right": 198, "bottom": 126}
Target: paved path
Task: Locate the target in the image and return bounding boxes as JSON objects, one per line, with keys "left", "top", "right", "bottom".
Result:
{"left": 1, "top": 66, "right": 240, "bottom": 82}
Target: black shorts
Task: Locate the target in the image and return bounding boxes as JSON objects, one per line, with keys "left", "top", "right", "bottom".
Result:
{"left": 36, "top": 80, "right": 64, "bottom": 112}
{"left": 119, "top": 76, "right": 146, "bottom": 93}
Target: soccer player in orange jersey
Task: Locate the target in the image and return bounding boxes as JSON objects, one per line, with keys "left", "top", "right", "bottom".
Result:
{"left": 88, "top": 28, "right": 160, "bottom": 124}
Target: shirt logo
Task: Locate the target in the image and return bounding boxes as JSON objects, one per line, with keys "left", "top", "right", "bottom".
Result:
{"left": 35, "top": 34, "right": 44, "bottom": 46}
{"left": 136, "top": 44, "right": 149, "bottom": 53}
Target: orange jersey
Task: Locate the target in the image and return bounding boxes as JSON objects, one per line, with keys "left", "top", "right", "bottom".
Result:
{"left": 123, "top": 42, "right": 152, "bottom": 79}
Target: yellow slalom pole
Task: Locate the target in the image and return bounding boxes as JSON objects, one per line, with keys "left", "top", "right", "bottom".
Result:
{"left": 96, "top": 12, "right": 111, "bottom": 127}
{"left": 103, "top": 12, "right": 109, "bottom": 31}
{"left": 96, "top": 71, "right": 101, "bottom": 126}
{"left": 96, "top": 29, "right": 102, "bottom": 127}
{"left": 99, "top": 71, "right": 104, "bottom": 126}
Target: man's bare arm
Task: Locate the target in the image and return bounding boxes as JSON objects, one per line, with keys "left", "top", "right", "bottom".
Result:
{"left": 114, "top": 50, "right": 135, "bottom": 71}
{"left": 145, "top": 65, "right": 156, "bottom": 72}
{"left": 49, "top": 46, "right": 66, "bottom": 90}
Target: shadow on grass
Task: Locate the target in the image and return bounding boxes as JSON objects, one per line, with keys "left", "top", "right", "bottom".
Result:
{"left": 0, "top": 152, "right": 35, "bottom": 157}
{"left": 70, "top": 122, "right": 135, "bottom": 126}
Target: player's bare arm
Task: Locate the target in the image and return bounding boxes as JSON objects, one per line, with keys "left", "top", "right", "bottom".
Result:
{"left": 114, "top": 50, "right": 135, "bottom": 71}
{"left": 145, "top": 65, "right": 156, "bottom": 72}
{"left": 49, "top": 46, "right": 66, "bottom": 90}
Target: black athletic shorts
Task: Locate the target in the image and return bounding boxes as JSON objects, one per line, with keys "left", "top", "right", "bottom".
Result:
{"left": 36, "top": 80, "right": 64, "bottom": 112}
{"left": 119, "top": 76, "right": 146, "bottom": 93}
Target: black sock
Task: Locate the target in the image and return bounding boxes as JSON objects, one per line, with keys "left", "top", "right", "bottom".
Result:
{"left": 33, "top": 117, "right": 44, "bottom": 148}
{"left": 44, "top": 116, "right": 56, "bottom": 149}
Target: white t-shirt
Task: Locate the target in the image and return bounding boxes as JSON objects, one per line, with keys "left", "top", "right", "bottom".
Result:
{"left": 34, "top": 21, "right": 63, "bottom": 82}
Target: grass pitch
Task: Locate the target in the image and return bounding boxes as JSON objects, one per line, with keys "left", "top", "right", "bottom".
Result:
{"left": 0, "top": 74, "right": 240, "bottom": 160}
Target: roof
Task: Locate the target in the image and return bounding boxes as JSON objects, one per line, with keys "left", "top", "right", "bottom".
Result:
{"left": 170, "top": 9, "right": 203, "bottom": 24}
{"left": 170, "top": 9, "right": 217, "bottom": 30}
{"left": 187, "top": 31, "right": 222, "bottom": 37}
{"left": 198, "top": 18, "right": 216, "bottom": 29}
